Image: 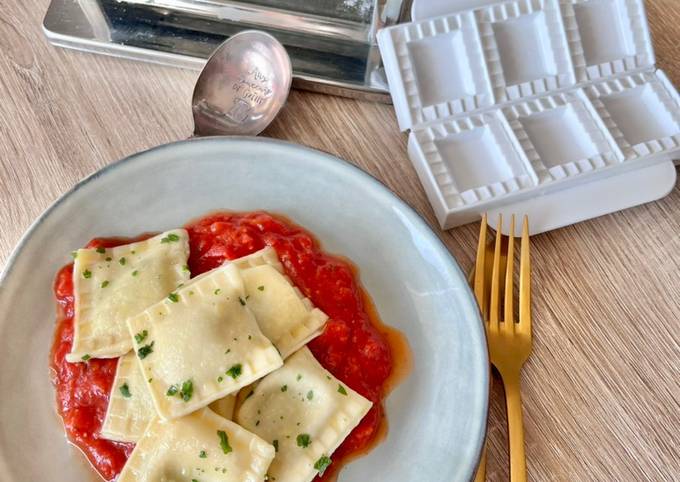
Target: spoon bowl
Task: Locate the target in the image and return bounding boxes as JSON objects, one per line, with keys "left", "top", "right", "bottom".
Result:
{"left": 192, "top": 30, "right": 292, "bottom": 136}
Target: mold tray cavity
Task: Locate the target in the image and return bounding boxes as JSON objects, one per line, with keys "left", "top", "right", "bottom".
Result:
{"left": 573, "top": 0, "right": 635, "bottom": 65}
{"left": 493, "top": 11, "right": 557, "bottom": 85}
{"left": 439, "top": 128, "right": 516, "bottom": 191}
{"left": 409, "top": 32, "right": 477, "bottom": 106}
{"left": 519, "top": 105, "right": 598, "bottom": 167}
{"left": 600, "top": 84, "right": 679, "bottom": 146}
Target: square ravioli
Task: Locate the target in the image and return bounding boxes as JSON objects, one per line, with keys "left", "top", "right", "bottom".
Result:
{"left": 118, "top": 408, "right": 275, "bottom": 482}
{"left": 101, "top": 350, "right": 238, "bottom": 443}
{"left": 235, "top": 347, "right": 372, "bottom": 482}
{"left": 67, "top": 229, "right": 190, "bottom": 362}
{"left": 100, "top": 351, "right": 156, "bottom": 442}
{"left": 229, "top": 247, "right": 329, "bottom": 358}
{"left": 127, "top": 263, "right": 283, "bottom": 420}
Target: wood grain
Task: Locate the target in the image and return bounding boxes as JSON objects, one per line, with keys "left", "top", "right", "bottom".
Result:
{"left": 1, "top": 1, "right": 679, "bottom": 480}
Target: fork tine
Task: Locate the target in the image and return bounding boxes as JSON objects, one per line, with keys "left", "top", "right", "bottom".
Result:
{"left": 503, "top": 215, "right": 515, "bottom": 331}
{"left": 519, "top": 215, "right": 531, "bottom": 333}
{"left": 489, "top": 214, "right": 503, "bottom": 329}
{"left": 474, "top": 214, "right": 488, "bottom": 320}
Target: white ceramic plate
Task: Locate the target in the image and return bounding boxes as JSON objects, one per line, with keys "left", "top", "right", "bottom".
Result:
{"left": 0, "top": 137, "right": 487, "bottom": 481}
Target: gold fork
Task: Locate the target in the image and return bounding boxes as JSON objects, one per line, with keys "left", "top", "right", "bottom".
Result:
{"left": 473, "top": 213, "right": 532, "bottom": 482}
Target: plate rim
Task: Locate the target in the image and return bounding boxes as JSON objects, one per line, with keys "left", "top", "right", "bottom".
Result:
{"left": 0, "top": 136, "right": 488, "bottom": 480}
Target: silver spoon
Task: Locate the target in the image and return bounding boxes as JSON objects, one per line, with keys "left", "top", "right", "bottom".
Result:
{"left": 192, "top": 30, "right": 292, "bottom": 136}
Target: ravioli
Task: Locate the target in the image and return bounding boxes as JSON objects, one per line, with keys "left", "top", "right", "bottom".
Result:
{"left": 100, "top": 352, "right": 156, "bottom": 443}
{"left": 229, "top": 247, "right": 329, "bottom": 358}
{"left": 67, "top": 229, "right": 190, "bottom": 362}
{"left": 127, "top": 263, "right": 283, "bottom": 420}
{"left": 117, "top": 408, "right": 275, "bottom": 482}
{"left": 235, "top": 347, "right": 372, "bottom": 482}
{"left": 101, "top": 353, "right": 238, "bottom": 443}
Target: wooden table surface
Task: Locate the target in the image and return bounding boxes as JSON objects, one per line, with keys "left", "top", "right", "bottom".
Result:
{"left": 1, "top": 1, "right": 679, "bottom": 480}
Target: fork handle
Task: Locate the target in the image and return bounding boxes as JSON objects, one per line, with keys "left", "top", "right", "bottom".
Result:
{"left": 504, "top": 371, "right": 527, "bottom": 482}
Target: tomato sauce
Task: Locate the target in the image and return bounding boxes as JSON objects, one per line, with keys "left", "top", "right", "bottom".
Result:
{"left": 50, "top": 212, "right": 406, "bottom": 481}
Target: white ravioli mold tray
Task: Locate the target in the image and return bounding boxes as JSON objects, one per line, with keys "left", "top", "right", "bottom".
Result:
{"left": 378, "top": 0, "right": 680, "bottom": 234}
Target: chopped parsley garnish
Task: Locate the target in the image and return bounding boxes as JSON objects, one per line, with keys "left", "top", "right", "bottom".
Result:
{"left": 168, "top": 292, "right": 179, "bottom": 303}
{"left": 307, "top": 390, "right": 314, "bottom": 401}
{"left": 238, "top": 297, "right": 246, "bottom": 306}
{"left": 119, "top": 257, "right": 126, "bottom": 266}
{"left": 148, "top": 378, "right": 153, "bottom": 383}
{"left": 192, "top": 479, "right": 199, "bottom": 482}
{"left": 180, "top": 379, "right": 194, "bottom": 401}
{"left": 338, "top": 385, "right": 348, "bottom": 395}
{"left": 226, "top": 364, "right": 242, "bottom": 380}
{"left": 224, "top": 349, "right": 231, "bottom": 354}
{"left": 217, "top": 430, "right": 232, "bottom": 454}
{"left": 82, "top": 270, "right": 92, "bottom": 279}
{"left": 96, "top": 247, "right": 106, "bottom": 254}
{"left": 161, "top": 233, "right": 180, "bottom": 244}
{"left": 248, "top": 335, "right": 252, "bottom": 340}
{"left": 296, "top": 434, "right": 311, "bottom": 448}
{"left": 134, "top": 330, "right": 148, "bottom": 344}
{"left": 132, "top": 270, "right": 139, "bottom": 277}
{"left": 273, "top": 440, "right": 279, "bottom": 452}
{"left": 281, "top": 385, "right": 288, "bottom": 392}
{"left": 199, "top": 450, "right": 207, "bottom": 458}
{"left": 105, "top": 256, "right": 112, "bottom": 262}
{"left": 183, "top": 264, "right": 190, "bottom": 272}
{"left": 314, "top": 455, "right": 332, "bottom": 475}
{"left": 100, "top": 280, "right": 109, "bottom": 288}
{"left": 217, "top": 376, "right": 223, "bottom": 382}
{"left": 257, "top": 285, "right": 265, "bottom": 291}
{"left": 81, "top": 354, "right": 91, "bottom": 361}
{"left": 214, "top": 289, "right": 221, "bottom": 295}
{"left": 120, "top": 383, "right": 131, "bottom": 398}
{"left": 71, "top": 251, "right": 78, "bottom": 259}
{"left": 296, "top": 374, "right": 302, "bottom": 381}
{"left": 166, "top": 385, "right": 178, "bottom": 396}
{"left": 255, "top": 420, "right": 260, "bottom": 426}
{"left": 189, "top": 290, "right": 195, "bottom": 296}
{"left": 137, "top": 341, "right": 155, "bottom": 359}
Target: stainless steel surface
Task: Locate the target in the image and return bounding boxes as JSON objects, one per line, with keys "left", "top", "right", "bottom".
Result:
{"left": 43, "top": 0, "right": 411, "bottom": 101}
{"left": 192, "top": 30, "right": 292, "bottom": 136}
{"left": 121, "top": 0, "right": 376, "bottom": 43}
